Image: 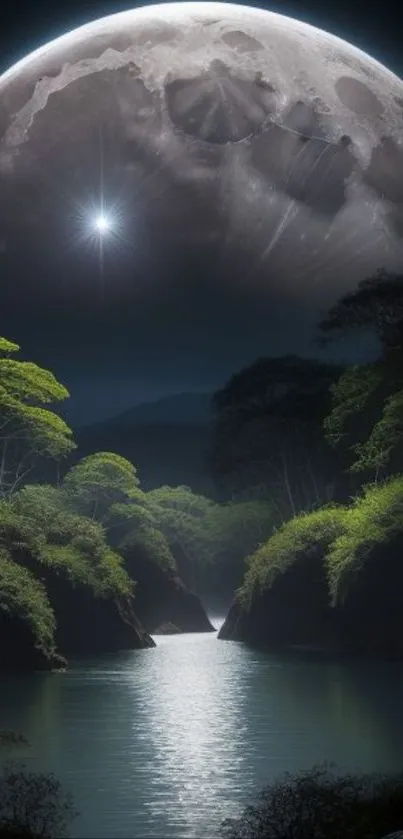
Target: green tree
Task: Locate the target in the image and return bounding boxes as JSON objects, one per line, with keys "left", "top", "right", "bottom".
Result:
{"left": 145, "top": 486, "right": 214, "bottom": 585}
{"left": 228, "top": 476, "right": 403, "bottom": 654}
{"left": 146, "top": 486, "right": 274, "bottom": 596}
{"left": 0, "top": 482, "right": 134, "bottom": 666}
{"left": 319, "top": 270, "right": 403, "bottom": 350}
{"left": 62, "top": 453, "right": 176, "bottom": 573}
{"left": 211, "top": 355, "right": 341, "bottom": 515}
{"left": 62, "top": 452, "right": 141, "bottom": 522}
{"left": 11, "top": 484, "right": 132, "bottom": 600}
{"left": 0, "top": 499, "right": 57, "bottom": 662}
{"left": 319, "top": 273, "right": 403, "bottom": 479}
{"left": 325, "top": 477, "right": 403, "bottom": 607}
{"left": 0, "top": 338, "right": 75, "bottom": 497}
{"left": 202, "top": 499, "right": 274, "bottom": 596}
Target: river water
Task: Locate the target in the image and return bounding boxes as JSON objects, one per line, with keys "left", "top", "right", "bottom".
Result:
{"left": 1, "top": 620, "right": 403, "bottom": 838}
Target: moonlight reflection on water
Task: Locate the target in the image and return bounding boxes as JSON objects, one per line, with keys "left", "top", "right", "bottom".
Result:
{"left": 1, "top": 629, "right": 403, "bottom": 837}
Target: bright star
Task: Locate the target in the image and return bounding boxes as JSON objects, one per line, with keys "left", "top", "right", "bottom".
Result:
{"left": 95, "top": 214, "right": 109, "bottom": 233}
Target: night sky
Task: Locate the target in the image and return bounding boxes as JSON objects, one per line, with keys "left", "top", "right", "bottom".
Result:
{"left": 1, "top": 0, "right": 402, "bottom": 425}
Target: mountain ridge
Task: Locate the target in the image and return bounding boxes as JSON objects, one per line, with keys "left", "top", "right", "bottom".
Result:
{"left": 74, "top": 391, "right": 215, "bottom": 494}
{"left": 76, "top": 391, "right": 213, "bottom": 432}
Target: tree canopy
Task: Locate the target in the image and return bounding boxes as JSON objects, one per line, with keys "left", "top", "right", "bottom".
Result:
{"left": 0, "top": 337, "right": 75, "bottom": 497}
{"left": 62, "top": 451, "right": 141, "bottom": 522}
{"left": 211, "top": 355, "right": 341, "bottom": 514}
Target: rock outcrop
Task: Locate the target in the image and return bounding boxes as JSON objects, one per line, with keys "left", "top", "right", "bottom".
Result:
{"left": 218, "top": 551, "right": 333, "bottom": 648}
{"left": 46, "top": 579, "right": 155, "bottom": 654}
{"left": 0, "top": 609, "right": 66, "bottom": 671}
{"left": 153, "top": 622, "right": 181, "bottom": 634}
{"left": 124, "top": 547, "right": 215, "bottom": 634}
{"left": 219, "top": 535, "right": 403, "bottom": 658}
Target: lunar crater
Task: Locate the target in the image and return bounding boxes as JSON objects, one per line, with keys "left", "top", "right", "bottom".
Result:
{"left": 364, "top": 136, "right": 403, "bottom": 203}
{"left": 221, "top": 29, "right": 264, "bottom": 52}
{"left": 251, "top": 98, "right": 357, "bottom": 216}
{"left": 164, "top": 60, "right": 277, "bottom": 143}
{"left": 335, "top": 75, "right": 384, "bottom": 117}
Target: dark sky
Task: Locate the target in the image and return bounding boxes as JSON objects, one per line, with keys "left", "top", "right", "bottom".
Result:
{"left": 1, "top": 0, "right": 401, "bottom": 424}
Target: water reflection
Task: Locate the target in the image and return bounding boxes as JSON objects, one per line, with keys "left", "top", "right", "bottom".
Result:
{"left": 1, "top": 632, "right": 403, "bottom": 838}
{"left": 137, "top": 633, "right": 250, "bottom": 836}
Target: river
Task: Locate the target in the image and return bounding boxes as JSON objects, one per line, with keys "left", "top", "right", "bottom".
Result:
{"left": 1, "top": 620, "right": 403, "bottom": 838}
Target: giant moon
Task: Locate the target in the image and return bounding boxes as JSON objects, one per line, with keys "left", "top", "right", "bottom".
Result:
{"left": 1, "top": 2, "right": 403, "bottom": 333}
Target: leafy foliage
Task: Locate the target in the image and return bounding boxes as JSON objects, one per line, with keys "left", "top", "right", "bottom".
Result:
{"left": 145, "top": 486, "right": 214, "bottom": 572}
{"left": 11, "top": 485, "right": 132, "bottom": 599}
{"left": 232, "top": 474, "right": 403, "bottom": 655}
{"left": 120, "top": 524, "right": 175, "bottom": 571}
{"left": 0, "top": 338, "right": 75, "bottom": 496}
{"left": 0, "top": 547, "right": 55, "bottom": 658}
{"left": 0, "top": 481, "right": 133, "bottom": 662}
{"left": 211, "top": 355, "right": 340, "bottom": 514}
{"left": 324, "top": 366, "right": 384, "bottom": 448}
{"left": 64, "top": 462, "right": 178, "bottom": 572}
{"left": 352, "top": 389, "right": 403, "bottom": 474}
{"left": 324, "top": 362, "right": 403, "bottom": 476}
{"left": 0, "top": 340, "right": 19, "bottom": 356}
{"left": 220, "top": 765, "right": 403, "bottom": 839}
{"left": 0, "top": 732, "right": 76, "bottom": 838}
{"left": 325, "top": 476, "right": 403, "bottom": 606}
{"left": 145, "top": 487, "right": 274, "bottom": 592}
{"left": 320, "top": 275, "right": 403, "bottom": 478}
{"left": 319, "top": 271, "right": 403, "bottom": 349}
{"left": 0, "top": 764, "right": 76, "bottom": 838}
{"left": 205, "top": 500, "right": 273, "bottom": 558}
{"left": 63, "top": 452, "right": 140, "bottom": 522}
{"left": 238, "top": 507, "right": 345, "bottom": 609}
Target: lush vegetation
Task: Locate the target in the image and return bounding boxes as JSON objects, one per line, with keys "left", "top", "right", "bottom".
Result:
{"left": 326, "top": 477, "right": 403, "bottom": 606}
{"left": 0, "top": 731, "right": 76, "bottom": 838}
{"left": 220, "top": 764, "right": 403, "bottom": 839}
{"left": 219, "top": 273, "right": 403, "bottom": 654}
{"left": 2, "top": 273, "right": 403, "bottom": 832}
{"left": 0, "top": 335, "right": 278, "bottom": 666}
{"left": 238, "top": 506, "right": 345, "bottom": 609}
{"left": 211, "top": 355, "right": 342, "bottom": 513}
{"left": 3, "top": 271, "right": 403, "bottom": 663}
{"left": 0, "top": 546, "right": 56, "bottom": 661}
{"left": 0, "top": 337, "right": 75, "bottom": 497}
{"left": 239, "top": 474, "right": 403, "bottom": 607}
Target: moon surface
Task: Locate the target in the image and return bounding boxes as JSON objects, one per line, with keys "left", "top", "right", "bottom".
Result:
{"left": 1, "top": 1, "right": 403, "bottom": 313}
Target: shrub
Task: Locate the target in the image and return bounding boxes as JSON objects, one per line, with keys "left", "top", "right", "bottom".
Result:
{"left": 326, "top": 476, "right": 403, "bottom": 605}
{"left": 0, "top": 733, "right": 76, "bottom": 838}
{"left": 0, "top": 765, "right": 76, "bottom": 838}
{"left": 0, "top": 549, "right": 56, "bottom": 659}
{"left": 220, "top": 765, "right": 403, "bottom": 839}
{"left": 238, "top": 507, "right": 345, "bottom": 609}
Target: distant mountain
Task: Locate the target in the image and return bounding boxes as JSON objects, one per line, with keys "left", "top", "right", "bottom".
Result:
{"left": 75, "top": 392, "right": 215, "bottom": 494}
{"left": 80, "top": 391, "right": 214, "bottom": 429}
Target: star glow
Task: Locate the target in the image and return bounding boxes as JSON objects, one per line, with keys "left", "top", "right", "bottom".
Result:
{"left": 95, "top": 214, "right": 110, "bottom": 234}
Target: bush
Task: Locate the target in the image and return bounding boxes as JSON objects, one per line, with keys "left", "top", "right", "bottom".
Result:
{"left": 0, "top": 550, "right": 56, "bottom": 660}
{"left": 0, "top": 733, "right": 76, "bottom": 838}
{"left": 0, "top": 764, "right": 76, "bottom": 838}
{"left": 0, "top": 763, "right": 75, "bottom": 839}
{"left": 238, "top": 507, "right": 345, "bottom": 610}
{"left": 120, "top": 523, "right": 176, "bottom": 572}
{"left": 220, "top": 765, "right": 403, "bottom": 839}
{"left": 325, "top": 476, "right": 403, "bottom": 605}
{"left": 11, "top": 486, "right": 133, "bottom": 600}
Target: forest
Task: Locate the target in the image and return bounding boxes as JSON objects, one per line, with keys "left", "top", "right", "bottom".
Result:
{"left": 1, "top": 270, "right": 403, "bottom": 668}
